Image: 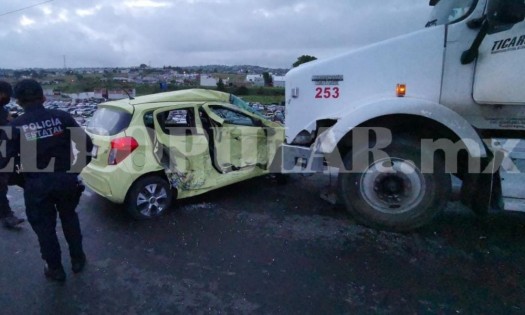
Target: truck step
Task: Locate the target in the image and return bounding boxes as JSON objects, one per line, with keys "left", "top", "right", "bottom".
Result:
{"left": 500, "top": 171, "right": 525, "bottom": 212}
{"left": 502, "top": 197, "right": 525, "bottom": 213}
{"left": 501, "top": 172, "right": 525, "bottom": 199}
{"left": 497, "top": 139, "right": 525, "bottom": 212}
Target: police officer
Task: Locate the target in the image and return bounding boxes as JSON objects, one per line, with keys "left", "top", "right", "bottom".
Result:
{"left": 0, "top": 79, "right": 93, "bottom": 282}
{"left": 0, "top": 80, "right": 24, "bottom": 229}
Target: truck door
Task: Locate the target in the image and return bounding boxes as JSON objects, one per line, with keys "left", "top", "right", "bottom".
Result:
{"left": 473, "top": 19, "right": 525, "bottom": 105}
{"left": 152, "top": 106, "right": 214, "bottom": 190}
{"left": 202, "top": 104, "right": 269, "bottom": 173}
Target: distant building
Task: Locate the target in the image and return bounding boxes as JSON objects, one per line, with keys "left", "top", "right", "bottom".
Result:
{"left": 140, "top": 76, "right": 159, "bottom": 84}
{"left": 246, "top": 74, "right": 264, "bottom": 86}
{"left": 272, "top": 75, "right": 285, "bottom": 88}
{"left": 200, "top": 75, "right": 218, "bottom": 87}
{"left": 246, "top": 74, "right": 284, "bottom": 87}
{"left": 108, "top": 89, "right": 135, "bottom": 100}
{"left": 112, "top": 76, "right": 132, "bottom": 83}
{"left": 93, "top": 88, "right": 107, "bottom": 99}
{"left": 94, "top": 88, "right": 136, "bottom": 100}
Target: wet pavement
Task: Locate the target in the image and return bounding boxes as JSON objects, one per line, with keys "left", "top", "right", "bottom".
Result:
{"left": 1, "top": 174, "right": 525, "bottom": 314}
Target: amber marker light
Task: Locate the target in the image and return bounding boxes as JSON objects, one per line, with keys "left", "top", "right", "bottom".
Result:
{"left": 396, "top": 84, "right": 406, "bottom": 97}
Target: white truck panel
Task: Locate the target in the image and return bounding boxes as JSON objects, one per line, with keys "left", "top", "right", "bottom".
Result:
{"left": 474, "top": 20, "right": 525, "bottom": 105}
{"left": 282, "top": 0, "right": 525, "bottom": 231}
{"left": 314, "top": 97, "right": 487, "bottom": 158}
{"left": 285, "top": 27, "right": 446, "bottom": 143}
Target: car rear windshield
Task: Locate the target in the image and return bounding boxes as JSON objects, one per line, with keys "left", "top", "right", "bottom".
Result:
{"left": 86, "top": 107, "right": 132, "bottom": 136}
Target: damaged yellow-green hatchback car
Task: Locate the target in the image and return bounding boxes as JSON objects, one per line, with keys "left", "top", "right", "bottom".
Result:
{"left": 81, "top": 89, "right": 284, "bottom": 219}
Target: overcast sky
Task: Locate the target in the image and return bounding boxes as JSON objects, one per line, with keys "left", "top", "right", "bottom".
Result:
{"left": 0, "top": 0, "right": 432, "bottom": 69}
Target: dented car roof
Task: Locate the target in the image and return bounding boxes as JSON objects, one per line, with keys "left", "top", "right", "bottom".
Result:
{"left": 104, "top": 89, "right": 230, "bottom": 108}
{"left": 101, "top": 88, "right": 263, "bottom": 118}
{"left": 131, "top": 89, "right": 230, "bottom": 105}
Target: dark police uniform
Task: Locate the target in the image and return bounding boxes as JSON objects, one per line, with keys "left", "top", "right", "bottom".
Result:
{"left": 1, "top": 80, "right": 93, "bottom": 278}
{"left": 0, "top": 80, "right": 24, "bottom": 229}
{"left": 0, "top": 107, "right": 13, "bottom": 218}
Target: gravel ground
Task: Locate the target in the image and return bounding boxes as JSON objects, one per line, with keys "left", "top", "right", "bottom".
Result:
{"left": 1, "top": 174, "right": 524, "bottom": 314}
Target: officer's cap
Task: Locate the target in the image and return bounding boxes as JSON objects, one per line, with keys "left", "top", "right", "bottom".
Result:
{"left": 14, "top": 79, "right": 44, "bottom": 102}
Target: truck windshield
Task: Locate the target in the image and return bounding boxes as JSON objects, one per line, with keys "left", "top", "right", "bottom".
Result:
{"left": 426, "top": 0, "right": 477, "bottom": 27}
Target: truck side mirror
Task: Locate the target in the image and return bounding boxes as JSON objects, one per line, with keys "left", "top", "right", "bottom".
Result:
{"left": 461, "top": 20, "right": 490, "bottom": 64}
{"left": 462, "top": 0, "right": 525, "bottom": 64}
{"left": 487, "top": 0, "right": 525, "bottom": 33}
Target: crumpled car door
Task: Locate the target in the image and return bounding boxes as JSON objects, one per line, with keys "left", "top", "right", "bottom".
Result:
{"left": 152, "top": 106, "right": 214, "bottom": 191}
{"left": 202, "top": 104, "right": 269, "bottom": 173}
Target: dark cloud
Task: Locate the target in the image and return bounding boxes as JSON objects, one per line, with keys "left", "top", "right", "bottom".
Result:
{"left": 0, "top": 0, "right": 431, "bottom": 69}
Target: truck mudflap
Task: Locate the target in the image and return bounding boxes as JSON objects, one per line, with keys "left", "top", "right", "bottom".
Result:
{"left": 498, "top": 139, "right": 525, "bottom": 212}
{"left": 280, "top": 144, "right": 325, "bottom": 174}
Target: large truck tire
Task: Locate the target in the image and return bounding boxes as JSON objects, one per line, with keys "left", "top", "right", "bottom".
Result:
{"left": 338, "top": 137, "right": 451, "bottom": 232}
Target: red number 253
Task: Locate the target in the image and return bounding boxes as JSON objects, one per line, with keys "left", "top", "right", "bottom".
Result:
{"left": 315, "top": 87, "right": 340, "bottom": 99}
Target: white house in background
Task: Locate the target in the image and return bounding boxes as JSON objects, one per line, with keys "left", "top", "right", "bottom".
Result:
{"left": 200, "top": 75, "right": 218, "bottom": 87}
{"left": 246, "top": 74, "right": 264, "bottom": 86}
{"left": 246, "top": 74, "right": 284, "bottom": 87}
{"left": 272, "top": 75, "right": 285, "bottom": 88}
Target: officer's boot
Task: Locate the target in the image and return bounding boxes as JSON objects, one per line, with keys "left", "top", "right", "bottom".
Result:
{"left": 44, "top": 264, "right": 66, "bottom": 282}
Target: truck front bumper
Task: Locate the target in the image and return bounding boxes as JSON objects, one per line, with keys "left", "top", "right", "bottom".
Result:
{"left": 280, "top": 144, "right": 325, "bottom": 173}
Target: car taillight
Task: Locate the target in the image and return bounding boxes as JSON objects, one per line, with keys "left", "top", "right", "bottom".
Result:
{"left": 108, "top": 136, "right": 139, "bottom": 165}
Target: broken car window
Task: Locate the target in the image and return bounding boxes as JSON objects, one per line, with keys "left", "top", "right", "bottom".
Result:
{"left": 158, "top": 108, "right": 196, "bottom": 135}
{"left": 209, "top": 106, "right": 256, "bottom": 127}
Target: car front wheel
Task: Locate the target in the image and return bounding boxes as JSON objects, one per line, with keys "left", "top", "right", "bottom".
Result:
{"left": 125, "top": 175, "right": 173, "bottom": 220}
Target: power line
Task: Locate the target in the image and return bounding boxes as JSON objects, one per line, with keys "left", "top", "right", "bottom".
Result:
{"left": 0, "top": 0, "right": 55, "bottom": 18}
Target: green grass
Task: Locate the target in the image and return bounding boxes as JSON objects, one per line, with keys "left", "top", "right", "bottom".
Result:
{"left": 240, "top": 95, "right": 284, "bottom": 105}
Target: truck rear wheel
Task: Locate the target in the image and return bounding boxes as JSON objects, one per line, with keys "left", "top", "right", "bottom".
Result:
{"left": 338, "top": 137, "right": 450, "bottom": 231}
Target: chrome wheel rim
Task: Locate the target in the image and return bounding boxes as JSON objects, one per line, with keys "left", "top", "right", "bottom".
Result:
{"left": 359, "top": 157, "right": 425, "bottom": 214}
{"left": 136, "top": 183, "right": 169, "bottom": 217}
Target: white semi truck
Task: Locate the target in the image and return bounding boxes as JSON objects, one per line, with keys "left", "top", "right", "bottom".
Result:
{"left": 282, "top": 0, "right": 525, "bottom": 231}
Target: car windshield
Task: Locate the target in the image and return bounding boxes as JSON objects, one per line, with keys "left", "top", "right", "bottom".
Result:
{"left": 86, "top": 107, "right": 132, "bottom": 136}
{"left": 426, "top": 0, "right": 477, "bottom": 27}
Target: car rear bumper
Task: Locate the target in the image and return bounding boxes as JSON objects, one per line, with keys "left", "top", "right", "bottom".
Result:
{"left": 81, "top": 165, "right": 128, "bottom": 204}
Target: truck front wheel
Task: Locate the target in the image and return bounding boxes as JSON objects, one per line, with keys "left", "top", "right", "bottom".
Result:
{"left": 338, "top": 137, "right": 450, "bottom": 231}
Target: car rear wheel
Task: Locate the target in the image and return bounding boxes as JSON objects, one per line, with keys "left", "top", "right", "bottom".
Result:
{"left": 125, "top": 175, "right": 173, "bottom": 220}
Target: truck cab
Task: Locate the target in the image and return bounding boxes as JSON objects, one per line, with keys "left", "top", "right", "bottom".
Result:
{"left": 283, "top": 0, "right": 525, "bottom": 231}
